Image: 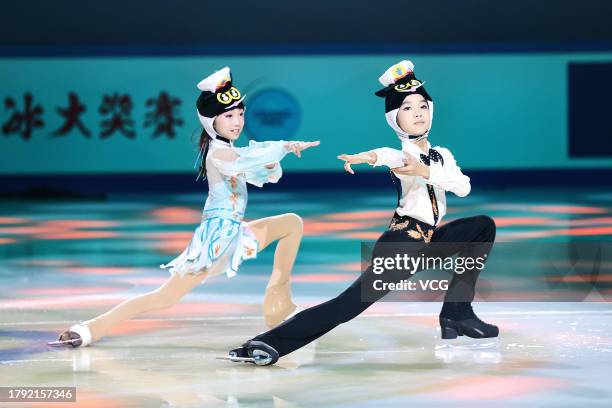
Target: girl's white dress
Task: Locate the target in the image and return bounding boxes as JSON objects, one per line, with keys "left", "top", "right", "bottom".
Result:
{"left": 160, "top": 138, "right": 290, "bottom": 278}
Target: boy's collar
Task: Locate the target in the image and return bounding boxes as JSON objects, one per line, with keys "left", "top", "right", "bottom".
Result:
{"left": 401, "top": 138, "right": 431, "bottom": 153}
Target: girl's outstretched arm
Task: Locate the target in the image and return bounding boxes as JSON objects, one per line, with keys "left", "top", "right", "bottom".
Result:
{"left": 242, "top": 162, "right": 283, "bottom": 188}
{"left": 211, "top": 141, "right": 289, "bottom": 176}
{"left": 211, "top": 140, "right": 319, "bottom": 176}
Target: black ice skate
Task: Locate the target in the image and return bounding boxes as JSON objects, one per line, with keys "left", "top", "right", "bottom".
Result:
{"left": 439, "top": 302, "right": 499, "bottom": 339}
{"left": 218, "top": 341, "right": 279, "bottom": 366}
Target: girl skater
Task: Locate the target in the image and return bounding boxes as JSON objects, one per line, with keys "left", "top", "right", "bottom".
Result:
{"left": 223, "top": 60, "right": 498, "bottom": 366}
{"left": 49, "top": 67, "right": 319, "bottom": 348}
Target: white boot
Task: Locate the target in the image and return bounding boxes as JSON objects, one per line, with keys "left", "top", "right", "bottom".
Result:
{"left": 48, "top": 323, "right": 93, "bottom": 347}
{"left": 69, "top": 323, "right": 93, "bottom": 347}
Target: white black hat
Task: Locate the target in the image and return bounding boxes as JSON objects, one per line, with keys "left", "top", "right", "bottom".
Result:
{"left": 375, "top": 60, "right": 434, "bottom": 141}
{"left": 195, "top": 67, "right": 245, "bottom": 138}
{"left": 375, "top": 60, "right": 432, "bottom": 112}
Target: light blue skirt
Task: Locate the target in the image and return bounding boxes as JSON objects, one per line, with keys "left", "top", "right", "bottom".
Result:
{"left": 159, "top": 216, "right": 258, "bottom": 278}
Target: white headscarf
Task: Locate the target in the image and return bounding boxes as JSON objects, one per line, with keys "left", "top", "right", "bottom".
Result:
{"left": 196, "top": 67, "right": 245, "bottom": 141}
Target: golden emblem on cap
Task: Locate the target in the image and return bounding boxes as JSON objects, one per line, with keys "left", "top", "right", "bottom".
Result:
{"left": 391, "top": 64, "right": 410, "bottom": 80}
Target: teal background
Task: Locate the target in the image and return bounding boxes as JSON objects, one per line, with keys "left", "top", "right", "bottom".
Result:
{"left": 2, "top": 53, "right": 612, "bottom": 174}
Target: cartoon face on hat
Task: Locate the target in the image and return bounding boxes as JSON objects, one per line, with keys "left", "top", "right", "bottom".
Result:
{"left": 196, "top": 67, "right": 246, "bottom": 138}
{"left": 375, "top": 60, "right": 434, "bottom": 141}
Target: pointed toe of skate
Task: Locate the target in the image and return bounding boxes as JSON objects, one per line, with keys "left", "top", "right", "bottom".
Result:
{"left": 48, "top": 324, "right": 92, "bottom": 348}
{"left": 47, "top": 330, "right": 83, "bottom": 348}
{"left": 283, "top": 306, "right": 303, "bottom": 322}
{"left": 264, "top": 302, "right": 301, "bottom": 329}
{"left": 229, "top": 346, "right": 249, "bottom": 360}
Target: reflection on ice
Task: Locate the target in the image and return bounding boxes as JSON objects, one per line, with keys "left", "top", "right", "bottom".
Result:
{"left": 435, "top": 341, "right": 502, "bottom": 364}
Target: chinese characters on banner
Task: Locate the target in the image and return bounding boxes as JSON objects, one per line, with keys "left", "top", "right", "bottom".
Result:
{"left": 2, "top": 92, "right": 183, "bottom": 140}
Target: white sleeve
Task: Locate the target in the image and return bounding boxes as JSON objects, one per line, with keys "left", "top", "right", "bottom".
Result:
{"left": 265, "top": 162, "right": 283, "bottom": 183}
{"left": 211, "top": 140, "right": 290, "bottom": 177}
{"left": 369, "top": 147, "right": 406, "bottom": 168}
{"left": 243, "top": 162, "right": 283, "bottom": 188}
{"left": 425, "top": 147, "right": 471, "bottom": 197}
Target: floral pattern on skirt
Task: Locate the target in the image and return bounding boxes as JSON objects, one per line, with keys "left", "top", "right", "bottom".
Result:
{"left": 159, "top": 216, "right": 258, "bottom": 279}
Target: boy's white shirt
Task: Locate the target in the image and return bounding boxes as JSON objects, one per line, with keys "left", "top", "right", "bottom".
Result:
{"left": 367, "top": 140, "right": 471, "bottom": 226}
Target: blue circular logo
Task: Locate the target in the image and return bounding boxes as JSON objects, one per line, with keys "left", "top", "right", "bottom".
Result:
{"left": 245, "top": 88, "right": 301, "bottom": 141}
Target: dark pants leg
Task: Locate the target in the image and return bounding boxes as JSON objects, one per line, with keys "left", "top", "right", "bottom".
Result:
{"left": 429, "top": 215, "right": 496, "bottom": 305}
{"left": 249, "top": 225, "right": 423, "bottom": 356}
{"left": 250, "top": 267, "right": 375, "bottom": 357}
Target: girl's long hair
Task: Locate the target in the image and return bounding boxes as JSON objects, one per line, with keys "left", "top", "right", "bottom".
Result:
{"left": 194, "top": 102, "right": 244, "bottom": 181}
{"left": 195, "top": 128, "right": 213, "bottom": 181}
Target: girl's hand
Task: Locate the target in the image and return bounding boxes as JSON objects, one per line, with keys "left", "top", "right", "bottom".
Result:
{"left": 337, "top": 152, "right": 376, "bottom": 174}
{"left": 392, "top": 153, "right": 430, "bottom": 178}
{"left": 286, "top": 141, "right": 320, "bottom": 158}
{"left": 265, "top": 163, "right": 277, "bottom": 169}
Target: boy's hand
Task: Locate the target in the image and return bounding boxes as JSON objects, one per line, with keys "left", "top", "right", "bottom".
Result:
{"left": 392, "top": 153, "right": 430, "bottom": 178}
{"left": 337, "top": 152, "right": 376, "bottom": 174}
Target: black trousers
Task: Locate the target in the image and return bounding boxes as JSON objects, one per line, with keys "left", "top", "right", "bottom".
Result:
{"left": 249, "top": 214, "right": 496, "bottom": 357}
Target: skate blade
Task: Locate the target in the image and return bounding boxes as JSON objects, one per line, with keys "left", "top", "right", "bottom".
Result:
{"left": 434, "top": 347, "right": 502, "bottom": 364}
{"left": 47, "top": 339, "right": 80, "bottom": 347}
{"left": 216, "top": 355, "right": 255, "bottom": 363}
{"left": 436, "top": 337, "right": 500, "bottom": 350}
